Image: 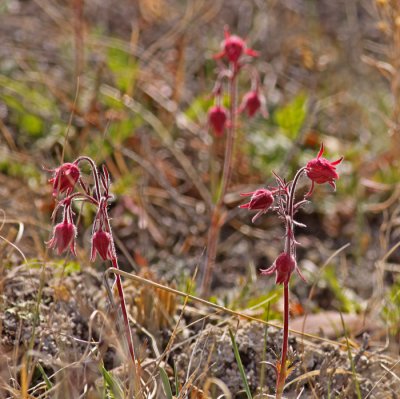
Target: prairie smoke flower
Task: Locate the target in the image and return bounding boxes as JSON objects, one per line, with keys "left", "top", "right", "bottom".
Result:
{"left": 208, "top": 105, "right": 228, "bottom": 136}
{"left": 214, "top": 27, "right": 259, "bottom": 64}
{"left": 238, "top": 90, "right": 262, "bottom": 117}
{"left": 47, "top": 220, "right": 76, "bottom": 256}
{"left": 305, "top": 143, "right": 343, "bottom": 195}
{"left": 49, "top": 162, "right": 80, "bottom": 197}
{"left": 90, "top": 230, "right": 114, "bottom": 261}
{"left": 260, "top": 252, "right": 296, "bottom": 285}
{"left": 240, "top": 188, "right": 274, "bottom": 222}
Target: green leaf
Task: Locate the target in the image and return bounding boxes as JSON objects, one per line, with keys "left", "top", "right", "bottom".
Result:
{"left": 159, "top": 366, "right": 173, "bottom": 399}
{"left": 100, "top": 364, "right": 123, "bottom": 399}
{"left": 274, "top": 93, "right": 307, "bottom": 138}
{"left": 323, "top": 265, "right": 360, "bottom": 313}
{"left": 36, "top": 363, "right": 53, "bottom": 390}
{"left": 228, "top": 329, "right": 253, "bottom": 399}
{"left": 20, "top": 114, "right": 44, "bottom": 137}
{"left": 106, "top": 47, "right": 137, "bottom": 92}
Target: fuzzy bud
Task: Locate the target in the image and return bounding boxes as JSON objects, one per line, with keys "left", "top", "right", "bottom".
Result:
{"left": 90, "top": 230, "right": 114, "bottom": 261}
{"left": 208, "top": 105, "right": 228, "bottom": 136}
{"left": 305, "top": 143, "right": 343, "bottom": 195}
{"left": 239, "top": 188, "right": 275, "bottom": 222}
{"left": 47, "top": 220, "right": 77, "bottom": 256}
{"left": 238, "top": 90, "right": 262, "bottom": 117}
{"left": 261, "top": 252, "right": 296, "bottom": 285}
{"left": 214, "top": 27, "right": 259, "bottom": 64}
{"left": 49, "top": 163, "right": 80, "bottom": 197}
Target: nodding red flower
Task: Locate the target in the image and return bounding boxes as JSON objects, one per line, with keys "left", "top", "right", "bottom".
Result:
{"left": 239, "top": 188, "right": 275, "bottom": 222}
{"left": 208, "top": 105, "right": 228, "bottom": 136}
{"left": 238, "top": 90, "right": 263, "bottom": 117}
{"left": 90, "top": 230, "right": 115, "bottom": 262}
{"left": 47, "top": 220, "right": 76, "bottom": 256}
{"left": 305, "top": 143, "right": 343, "bottom": 196}
{"left": 260, "top": 252, "right": 296, "bottom": 285}
{"left": 49, "top": 163, "right": 80, "bottom": 197}
{"left": 214, "top": 26, "right": 259, "bottom": 64}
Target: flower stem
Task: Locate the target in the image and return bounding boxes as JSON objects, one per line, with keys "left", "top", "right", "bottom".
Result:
{"left": 277, "top": 168, "right": 305, "bottom": 395}
{"left": 201, "top": 64, "right": 238, "bottom": 296}
{"left": 110, "top": 259, "right": 137, "bottom": 365}
{"left": 276, "top": 282, "right": 289, "bottom": 398}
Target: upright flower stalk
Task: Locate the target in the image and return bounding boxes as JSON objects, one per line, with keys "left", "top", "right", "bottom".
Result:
{"left": 47, "top": 157, "right": 139, "bottom": 380}
{"left": 241, "top": 144, "right": 342, "bottom": 397}
{"left": 201, "top": 27, "right": 262, "bottom": 295}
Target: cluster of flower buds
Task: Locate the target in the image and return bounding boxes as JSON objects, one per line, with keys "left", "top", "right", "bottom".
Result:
{"left": 240, "top": 144, "right": 343, "bottom": 285}
{"left": 47, "top": 158, "right": 115, "bottom": 263}
{"left": 208, "top": 27, "right": 266, "bottom": 137}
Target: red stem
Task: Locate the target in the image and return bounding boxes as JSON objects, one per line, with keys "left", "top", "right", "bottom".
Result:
{"left": 276, "top": 282, "right": 289, "bottom": 397}
{"left": 201, "top": 64, "right": 238, "bottom": 296}
{"left": 111, "top": 258, "right": 137, "bottom": 367}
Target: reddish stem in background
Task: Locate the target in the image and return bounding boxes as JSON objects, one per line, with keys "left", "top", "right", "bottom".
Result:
{"left": 201, "top": 64, "right": 238, "bottom": 296}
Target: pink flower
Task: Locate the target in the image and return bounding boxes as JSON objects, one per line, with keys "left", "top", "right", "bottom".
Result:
{"left": 260, "top": 252, "right": 296, "bottom": 285}
{"left": 49, "top": 163, "right": 80, "bottom": 197}
{"left": 90, "top": 230, "right": 115, "bottom": 261}
{"left": 47, "top": 220, "right": 76, "bottom": 256}
{"left": 209, "top": 105, "right": 228, "bottom": 136}
{"left": 214, "top": 27, "right": 259, "bottom": 64}
{"left": 305, "top": 143, "right": 343, "bottom": 195}
{"left": 238, "top": 90, "right": 263, "bottom": 117}
{"left": 239, "top": 188, "right": 274, "bottom": 222}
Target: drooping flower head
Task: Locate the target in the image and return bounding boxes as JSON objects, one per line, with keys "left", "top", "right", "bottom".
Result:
{"left": 260, "top": 252, "right": 296, "bottom": 285}
{"left": 239, "top": 188, "right": 275, "bottom": 222}
{"left": 49, "top": 162, "right": 80, "bottom": 197}
{"left": 214, "top": 26, "right": 259, "bottom": 65}
{"left": 90, "top": 230, "right": 115, "bottom": 262}
{"left": 208, "top": 105, "right": 228, "bottom": 136}
{"left": 305, "top": 143, "right": 343, "bottom": 196}
{"left": 238, "top": 90, "right": 263, "bottom": 117}
{"left": 47, "top": 220, "right": 77, "bottom": 256}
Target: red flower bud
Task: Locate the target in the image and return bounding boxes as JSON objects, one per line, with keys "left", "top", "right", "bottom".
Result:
{"left": 238, "top": 90, "right": 262, "bottom": 117}
{"left": 214, "top": 27, "right": 259, "bottom": 64}
{"left": 208, "top": 105, "right": 228, "bottom": 136}
{"left": 49, "top": 163, "right": 80, "bottom": 197}
{"left": 239, "top": 188, "right": 274, "bottom": 222}
{"left": 261, "top": 252, "right": 296, "bottom": 285}
{"left": 47, "top": 220, "right": 76, "bottom": 256}
{"left": 90, "top": 230, "right": 114, "bottom": 261}
{"left": 305, "top": 143, "right": 343, "bottom": 195}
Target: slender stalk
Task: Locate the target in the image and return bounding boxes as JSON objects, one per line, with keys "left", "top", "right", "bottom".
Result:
{"left": 276, "top": 282, "right": 289, "bottom": 398}
{"left": 75, "top": 156, "right": 102, "bottom": 200}
{"left": 110, "top": 258, "right": 139, "bottom": 369}
{"left": 201, "top": 65, "right": 238, "bottom": 296}
{"left": 277, "top": 167, "right": 305, "bottom": 395}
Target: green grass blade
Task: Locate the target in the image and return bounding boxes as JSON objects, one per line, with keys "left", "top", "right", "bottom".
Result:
{"left": 100, "top": 364, "right": 123, "bottom": 399}
{"left": 228, "top": 328, "right": 253, "bottom": 399}
{"left": 36, "top": 362, "right": 52, "bottom": 390}
{"left": 339, "top": 312, "right": 361, "bottom": 399}
{"left": 159, "top": 366, "right": 173, "bottom": 399}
